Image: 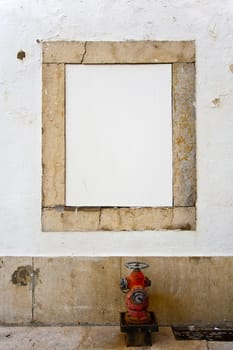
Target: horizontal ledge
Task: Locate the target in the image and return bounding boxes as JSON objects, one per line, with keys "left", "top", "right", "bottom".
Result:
{"left": 42, "top": 41, "right": 195, "bottom": 64}
{"left": 43, "top": 205, "right": 194, "bottom": 210}
{"left": 42, "top": 206, "right": 196, "bottom": 232}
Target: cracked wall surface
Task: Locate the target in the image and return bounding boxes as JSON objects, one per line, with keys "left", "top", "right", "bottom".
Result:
{"left": 42, "top": 41, "right": 196, "bottom": 232}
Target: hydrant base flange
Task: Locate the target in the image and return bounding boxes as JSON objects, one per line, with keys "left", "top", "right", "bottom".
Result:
{"left": 120, "top": 312, "right": 159, "bottom": 346}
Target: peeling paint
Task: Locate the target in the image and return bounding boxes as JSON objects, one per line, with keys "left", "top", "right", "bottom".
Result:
{"left": 17, "top": 50, "right": 26, "bottom": 60}
{"left": 208, "top": 24, "right": 217, "bottom": 40}
{"left": 211, "top": 97, "right": 221, "bottom": 108}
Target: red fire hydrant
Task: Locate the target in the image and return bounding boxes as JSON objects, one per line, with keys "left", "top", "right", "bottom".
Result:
{"left": 120, "top": 261, "right": 151, "bottom": 324}
{"left": 120, "top": 261, "right": 158, "bottom": 346}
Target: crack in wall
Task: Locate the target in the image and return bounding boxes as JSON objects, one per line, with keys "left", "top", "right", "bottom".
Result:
{"left": 81, "top": 41, "right": 87, "bottom": 64}
{"left": 32, "top": 257, "right": 35, "bottom": 323}
{"left": 98, "top": 208, "right": 102, "bottom": 230}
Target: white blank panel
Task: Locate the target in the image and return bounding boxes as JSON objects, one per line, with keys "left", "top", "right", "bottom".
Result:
{"left": 66, "top": 64, "right": 172, "bottom": 207}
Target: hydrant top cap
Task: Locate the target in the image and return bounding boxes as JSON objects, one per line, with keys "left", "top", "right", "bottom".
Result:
{"left": 125, "top": 261, "right": 149, "bottom": 270}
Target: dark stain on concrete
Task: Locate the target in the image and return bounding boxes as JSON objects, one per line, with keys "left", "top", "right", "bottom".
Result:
{"left": 11, "top": 266, "right": 41, "bottom": 286}
{"left": 17, "top": 50, "right": 26, "bottom": 60}
{"left": 12, "top": 265, "right": 32, "bottom": 286}
{"left": 0, "top": 259, "right": 4, "bottom": 268}
{"left": 33, "top": 268, "right": 41, "bottom": 285}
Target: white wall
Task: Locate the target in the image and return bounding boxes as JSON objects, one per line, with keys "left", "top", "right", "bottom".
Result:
{"left": 66, "top": 64, "right": 172, "bottom": 207}
{"left": 0, "top": 0, "right": 233, "bottom": 256}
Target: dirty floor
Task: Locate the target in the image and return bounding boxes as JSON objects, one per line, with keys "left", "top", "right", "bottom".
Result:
{"left": 0, "top": 326, "right": 232, "bottom": 350}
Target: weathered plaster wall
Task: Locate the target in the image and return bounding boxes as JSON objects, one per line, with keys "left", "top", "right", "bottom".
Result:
{"left": 0, "top": 0, "right": 233, "bottom": 256}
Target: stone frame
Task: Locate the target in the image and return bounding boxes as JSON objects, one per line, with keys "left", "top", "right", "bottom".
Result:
{"left": 42, "top": 41, "right": 196, "bottom": 231}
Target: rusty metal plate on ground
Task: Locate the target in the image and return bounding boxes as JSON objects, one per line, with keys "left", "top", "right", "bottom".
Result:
{"left": 172, "top": 324, "right": 233, "bottom": 341}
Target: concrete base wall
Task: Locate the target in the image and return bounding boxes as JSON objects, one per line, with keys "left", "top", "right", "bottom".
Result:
{"left": 0, "top": 257, "right": 232, "bottom": 326}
